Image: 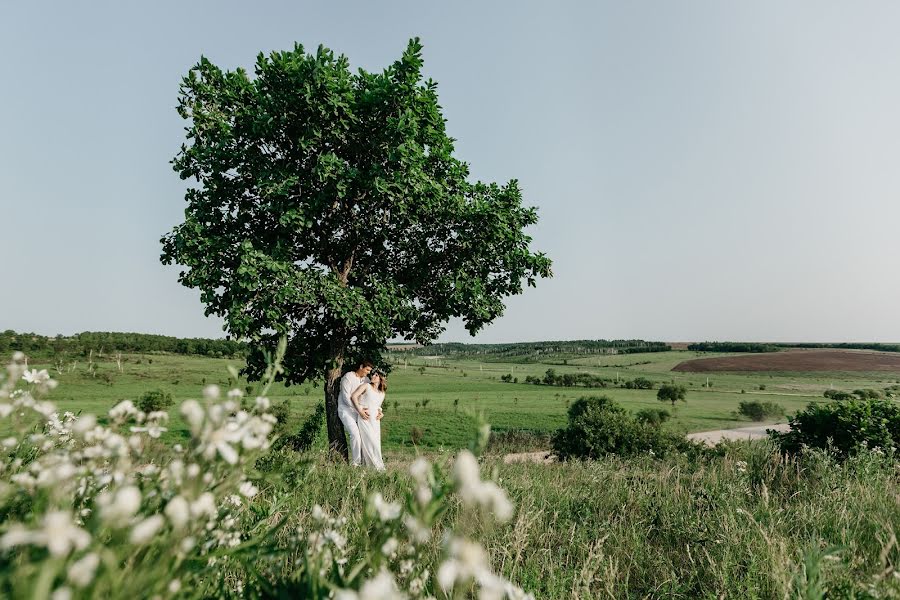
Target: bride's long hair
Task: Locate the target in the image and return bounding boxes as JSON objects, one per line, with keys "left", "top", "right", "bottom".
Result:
{"left": 371, "top": 372, "right": 388, "bottom": 393}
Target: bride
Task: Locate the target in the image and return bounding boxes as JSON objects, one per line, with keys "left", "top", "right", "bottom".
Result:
{"left": 350, "top": 371, "right": 387, "bottom": 471}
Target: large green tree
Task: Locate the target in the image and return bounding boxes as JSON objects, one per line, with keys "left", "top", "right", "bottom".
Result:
{"left": 161, "top": 39, "right": 552, "bottom": 458}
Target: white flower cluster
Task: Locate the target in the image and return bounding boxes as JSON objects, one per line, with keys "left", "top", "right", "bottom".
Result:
{"left": 0, "top": 353, "right": 275, "bottom": 597}
{"left": 452, "top": 450, "right": 514, "bottom": 521}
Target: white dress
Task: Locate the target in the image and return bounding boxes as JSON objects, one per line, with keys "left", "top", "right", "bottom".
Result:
{"left": 357, "top": 385, "right": 385, "bottom": 471}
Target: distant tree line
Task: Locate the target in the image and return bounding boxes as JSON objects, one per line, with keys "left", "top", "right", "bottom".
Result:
{"left": 689, "top": 341, "right": 900, "bottom": 354}
{"left": 687, "top": 342, "right": 782, "bottom": 353}
{"left": 394, "top": 339, "right": 671, "bottom": 360}
{"left": 0, "top": 330, "right": 247, "bottom": 359}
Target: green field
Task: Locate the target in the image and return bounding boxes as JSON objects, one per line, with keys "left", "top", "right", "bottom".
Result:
{"left": 24, "top": 348, "right": 900, "bottom": 452}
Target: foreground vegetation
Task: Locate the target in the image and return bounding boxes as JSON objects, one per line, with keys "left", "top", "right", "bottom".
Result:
{"left": 2, "top": 348, "right": 899, "bottom": 598}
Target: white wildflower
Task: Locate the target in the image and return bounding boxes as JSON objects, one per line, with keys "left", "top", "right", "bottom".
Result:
{"left": 130, "top": 515, "right": 165, "bottom": 544}
{"left": 371, "top": 493, "right": 401, "bottom": 522}
{"left": 168, "top": 579, "right": 182, "bottom": 594}
{"left": 203, "top": 385, "right": 221, "bottom": 401}
{"left": 381, "top": 537, "right": 399, "bottom": 557}
{"left": 255, "top": 396, "right": 270, "bottom": 411}
{"left": 180, "top": 400, "right": 205, "bottom": 433}
{"left": 109, "top": 400, "right": 138, "bottom": 423}
{"left": 1, "top": 511, "right": 91, "bottom": 557}
{"left": 452, "top": 450, "right": 514, "bottom": 522}
{"left": 51, "top": 587, "right": 71, "bottom": 600}
{"left": 227, "top": 388, "right": 244, "bottom": 400}
{"left": 67, "top": 552, "right": 100, "bottom": 587}
{"left": 238, "top": 481, "right": 258, "bottom": 498}
{"left": 98, "top": 485, "right": 141, "bottom": 525}
{"left": 22, "top": 369, "right": 50, "bottom": 385}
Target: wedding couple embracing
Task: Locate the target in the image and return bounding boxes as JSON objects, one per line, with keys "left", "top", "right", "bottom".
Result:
{"left": 337, "top": 360, "right": 388, "bottom": 470}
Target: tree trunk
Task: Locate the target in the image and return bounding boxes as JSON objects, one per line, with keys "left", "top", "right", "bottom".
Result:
{"left": 324, "top": 356, "right": 348, "bottom": 461}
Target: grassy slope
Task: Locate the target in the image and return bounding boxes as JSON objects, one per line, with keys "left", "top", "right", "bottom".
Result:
{"left": 20, "top": 349, "right": 900, "bottom": 450}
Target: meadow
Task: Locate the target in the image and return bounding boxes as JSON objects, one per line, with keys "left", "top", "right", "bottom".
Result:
{"left": 25, "top": 348, "right": 900, "bottom": 451}
{"left": 4, "top": 347, "right": 900, "bottom": 598}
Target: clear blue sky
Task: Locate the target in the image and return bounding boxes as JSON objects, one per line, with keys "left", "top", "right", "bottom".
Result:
{"left": 3, "top": 1, "right": 900, "bottom": 343}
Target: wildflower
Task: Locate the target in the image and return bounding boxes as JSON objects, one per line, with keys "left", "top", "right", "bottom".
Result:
{"left": 336, "top": 569, "right": 406, "bottom": 600}
{"left": 98, "top": 485, "right": 141, "bottom": 525}
{"left": 109, "top": 400, "right": 138, "bottom": 423}
{"left": 371, "top": 493, "right": 401, "bottom": 522}
{"left": 67, "top": 552, "right": 100, "bottom": 587}
{"left": 190, "top": 492, "right": 217, "bottom": 520}
{"left": 168, "top": 580, "right": 182, "bottom": 594}
{"left": 227, "top": 388, "right": 244, "bottom": 400}
{"left": 22, "top": 369, "right": 50, "bottom": 384}
{"left": 203, "top": 385, "right": 221, "bottom": 401}
{"left": 51, "top": 587, "right": 71, "bottom": 600}
{"left": 130, "top": 515, "right": 165, "bottom": 544}
{"left": 452, "top": 450, "right": 514, "bottom": 522}
{"left": 381, "top": 537, "right": 399, "bottom": 557}
{"left": 180, "top": 400, "right": 205, "bottom": 433}
{"left": 238, "top": 481, "right": 258, "bottom": 498}
{"left": 255, "top": 396, "right": 270, "bottom": 411}
{"left": 1, "top": 511, "right": 91, "bottom": 557}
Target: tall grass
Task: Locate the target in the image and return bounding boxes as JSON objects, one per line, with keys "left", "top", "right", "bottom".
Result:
{"left": 258, "top": 442, "right": 900, "bottom": 599}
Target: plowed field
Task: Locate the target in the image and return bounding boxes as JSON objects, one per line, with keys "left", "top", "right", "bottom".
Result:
{"left": 672, "top": 349, "right": 900, "bottom": 372}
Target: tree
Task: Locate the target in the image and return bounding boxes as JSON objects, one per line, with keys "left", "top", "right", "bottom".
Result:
{"left": 657, "top": 384, "right": 687, "bottom": 407}
{"left": 160, "top": 39, "right": 552, "bottom": 460}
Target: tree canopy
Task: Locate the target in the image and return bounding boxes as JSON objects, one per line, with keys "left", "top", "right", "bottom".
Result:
{"left": 161, "top": 39, "right": 552, "bottom": 455}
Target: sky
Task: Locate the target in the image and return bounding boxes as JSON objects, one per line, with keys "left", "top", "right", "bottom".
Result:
{"left": 2, "top": 1, "right": 900, "bottom": 344}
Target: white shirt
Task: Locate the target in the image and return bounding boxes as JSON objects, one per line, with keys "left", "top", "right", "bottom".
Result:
{"left": 339, "top": 371, "right": 369, "bottom": 410}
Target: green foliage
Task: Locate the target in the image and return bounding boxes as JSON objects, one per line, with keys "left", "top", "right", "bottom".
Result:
{"left": 852, "top": 388, "right": 882, "bottom": 399}
{"left": 737, "top": 400, "right": 785, "bottom": 421}
{"left": 136, "top": 389, "right": 173, "bottom": 413}
{"left": 500, "top": 373, "right": 513, "bottom": 383}
{"left": 551, "top": 396, "right": 693, "bottom": 460}
{"left": 634, "top": 408, "right": 671, "bottom": 427}
{"left": 624, "top": 376, "right": 654, "bottom": 390}
{"left": 771, "top": 398, "right": 900, "bottom": 456}
{"left": 0, "top": 329, "right": 245, "bottom": 359}
{"left": 274, "top": 402, "right": 325, "bottom": 452}
{"left": 823, "top": 389, "right": 854, "bottom": 401}
{"left": 161, "top": 38, "right": 552, "bottom": 392}
{"left": 688, "top": 341, "right": 781, "bottom": 352}
{"left": 657, "top": 383, "right": 687, "bottom": 406}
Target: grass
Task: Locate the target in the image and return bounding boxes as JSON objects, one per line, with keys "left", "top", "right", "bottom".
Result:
{"left": 9, "top": 348, "right": 900, "bottom": 597}
{"left": 24, "top": 348, "right": 900, "bottom": 451}
{"left": 254, "top": 441, "right": 900, "bottom": 599}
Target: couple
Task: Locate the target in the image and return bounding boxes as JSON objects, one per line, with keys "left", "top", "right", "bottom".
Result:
{"left": 338, "top": 360, "right": 388, "bottom": 470}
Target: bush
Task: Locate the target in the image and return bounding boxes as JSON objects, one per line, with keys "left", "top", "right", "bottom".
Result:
{"left": 738, "top": 401, "right": 784, "bottom": 421}
{"left": 273, "top": 403, "right": 324, "bottom": 452}
{"left": 551, "top": 396, "right": 693, "bottom": 460}
{"left": 635, "top": 408, "right": 671, "bottom": 427}
{"left": 657, "top": 383, "right": 687, "bottom": 406}
{"left": 852, "top": 388, "right": 882, "bottom": 400}
{"left": 823, "top": 389, "right": 854, "bottom": 401}
{"left": 624, "top": 377, "right": 654, "bottom": 390}
{"left": 136, "top": 389, "right": 173, "bottom": 413}
{"left": 771, "top": 398, "right": 900, "bottom": 456}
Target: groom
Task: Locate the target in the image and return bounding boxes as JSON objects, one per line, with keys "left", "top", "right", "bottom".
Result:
{"left": 338, "top": 360, "right": 373, "bottom": 466}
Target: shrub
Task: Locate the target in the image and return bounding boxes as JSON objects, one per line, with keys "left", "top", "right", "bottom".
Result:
{"left": 136, "top": 389, "right": 173, "bottom": 413}
{"left": 635, "top": 408, "right": 671, "bottom": 427}
{"left": 551, "top": 396, "right": 693, "bottom": 460}
{"left": 624, "top": 377, "right": 654, "bottom": 390}
{"left": 823, "top": 389, "right": 855, "bottom": 401}
{"left": 738, "top": 401, "right": 785, "bottom": 421}
{"left": 758, "top": 384, "right": 766, "bottom": 391}
{"left": 273, "top": 403, "right": 324, "bottom": 452}
{"left": 771, "top": 398, "right": 900, "bottom": 456}
{"left": 500, "top": 373, "right": 513, "bottom": 383}
{"left": 852, "top": 388, "right": 882, "bottom": 400}
{"left": 657, "top": 383, "right": 687, "bottom": 406}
